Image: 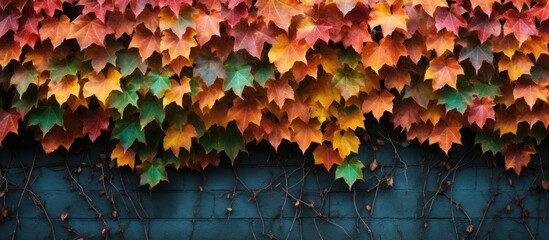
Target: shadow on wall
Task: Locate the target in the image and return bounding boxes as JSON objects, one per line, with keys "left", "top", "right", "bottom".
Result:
{"left": 0, "top": 118, "right": 548, "bottom": 239}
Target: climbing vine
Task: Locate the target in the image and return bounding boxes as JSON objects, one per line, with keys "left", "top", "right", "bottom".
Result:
{"left": 0, "top": 0, "right": 547, "bottom": 188}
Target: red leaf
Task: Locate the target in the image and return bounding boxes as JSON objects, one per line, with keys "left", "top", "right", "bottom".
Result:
{"left": 82, "top": 108, "right": 111, "bottom": 142}
{"left": 504, "top": 144, "right": 536, "bottom": 175}
{"left": 0, "top": 109, "right": 20, "bottom": 145}
{"left": 467, "top": 97, "right": 495, "bottom": 128}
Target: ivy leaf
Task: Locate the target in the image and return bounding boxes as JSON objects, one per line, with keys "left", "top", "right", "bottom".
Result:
{"left": 290, "top": 119, "right": 322, "bottom": 153}
{"left": 435, "top": 82, "right": 474, "bottom": 113}
{"left": 200, "top": 124, "right": 247, "bottom": 163}
{"left": 111, "top": 143, "right": 137, "bottom": 169}
{"left": 332, "top": 65, "right": 365, "bottom": 100}
{"left": 430, "top": 119, "right": 462, "bottom": 155}
{"left": 163, "top": 78, "right": 190, "bottom": 108}
{"left": 268, "top": 33, "right": 309, "bottom": 74}
{"left": 147, "top": 69, "right": 172, "bottom": 98}
{"left": 83, "top": 42, "right": 123, "bottom": 72}
{"left": 68, "top": 15, "right": 112, "bottom": 49}
{"left": 83, "top": 68, "right": 123, "bottom": 105}
{"left": 193, "top": 55, "right": 226, "bottom": 87}
{"left": 137, "top": 159, "right": 169, "bottom": 189}
{"left": 513, "top": 79, "right": 548, "bottom": 109}
{"left": 425, "top": 56, "right": 464, "bottom": 90}
{"left": 111, "top": 117, "right": 147, "bottom": 151}
{"left": 468, "top": 10, "right": 501, "bottom": 43}
{"left": 228, "top": 21, "right": 276, "bottom": 59}
{"left": 504, "top": 144, "right": 536, "bottom": 175}
{"left": 332, "top": 130, "right": 360, "bottom": 159}
{"left": 227, "top": 97, "right": 262, "bottom": 133}
{"left": 158, "top": 6, "right": 195, "bottom": 38}
{"left": 107, "top": 84, "right": 139, "bottom": 116}
{"left": 498, "top": 53, "right": 534, "bottom": 82}
{"left": 0, "top": 109, "right": 20, "bottom": 145}
{"left": 138, "top": 95, "right": 166, "bottom": 129}
{"left": 41, "top": 111, "right": 83, "bottom": 154}
{"left": 129, "top": 25, "right": 160, "bottom": 60}
{"left": 28, "top": 100, "right": 63, "bottom": 135}
{"left": 368, "top": 2, "right": 408, "bottom": 37}
{"left": 47, "top": 75, "right": 80, "bottom": 105}
{"left": 503, "top": 9, "right": 538, "bottom": 46}
{"left": 163, "top": 123, "right": 197, "bottom": 157}
{"left": 296, "top": 17, "right": 331, "bottom": 46}
{"left": 38, "top": 15, "right": 70, "bottom": 48}
{"left": 82, "top": 107, "right": 111, "bottom": 142}
{"left": 11, "top": 63, "right": 38, "bottom": 96}
{"left": 335, "top": 157, "right": 365, "bottom": 190}
{"left": 475, "top": 130, "right": 503, "bottom": 154}
{"left": 467, "top": 97, "right": 495, "bottom": 128}
{"left": 48, "top": 57, "right": 79, "bottom": 84}
{"left": 117, "top": 49, "right": 146, "bottom": 76}
{"left": 224, "top": 55, "right": 254, "bottom": 97}
{"left": 313, "top": 143, "right": 343, "bottom": 171}
{"left": 412, "top": 0, "right": 447, "bottom": 17}
{"left": 193, "top": 10, "right": 224, "bottom": 46}
{"left": 255, "top": 0, "right": 302, "bottom": 30}
{"left": 160, "top": 28, "right": 197, "bottom": 61}
{"left": 434, "top": 5, "right": 467, "bottom": 36}
{"left": 362, "top": 89, "right": 394, "bottom": 121}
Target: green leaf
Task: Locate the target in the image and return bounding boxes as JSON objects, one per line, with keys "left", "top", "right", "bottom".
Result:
{"left": 11, "top": 64, "right": 38, "bottom": 96}
{"left": 471, "top": 79, "right": 502, "bottom": 98}
{"left": 339, "top": 48, "right": 361, "bottom": 69}
{"left": 224, "top": 56, "right": 254, "bottom": 97}
{"left": 12, "top": 84, "right": 38, "bottom": 117}
{"left": 28, "top": 100, "right": 63, "bottom": 135}
{"left": 107, "top": 83, "right": 139, "bottom": 116}
{"left": 475, "top": 130, "right": 503, "bottom": 154}
{"left": 199, "top": 124, "right": 247, "bottom": 163}
{"left": 137, "top": 159, "right": 169, "bottom": 189}
{"left": 117, "top": 49, "right": 144, "bottom": 76}
{"left": 335, "top": 157, "right": 365, "bottom": 190}
{"left": 435, "top": 81, "right": 473, "bottom": 113}
{"left": 138, "top": 95, "right": 165, "bottom": 129}
{"left": 48, "top": 57, "right": 79, "bottom": 84}
{"left": 147, "top": 70, "right": 171, "bottom": 98}
{"left": 458, "top": 39, "right": 493, "bottom": 72}
{"left": 332, "top": 65, "right": 365, "bottom": 100}
{"left": 193, "top": 55, "right": 226, "bottom": 86}
{"left": 529, "top": 122, "right": 549, "bottom": 145}
{"left": 252, "top": 61, "right": 276, "bottom": 87}
{"left": 112, "top": 117, "right": 147, "bottom": 151}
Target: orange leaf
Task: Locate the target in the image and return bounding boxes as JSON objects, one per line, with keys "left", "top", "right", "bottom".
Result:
{"left": 498, "top": 53, "right": 534, "bottom": 81}
{"left": 163, "top": 124, "right": 197, "bottom": 157}
{"left": 0, "top": 109, "right": 20, "bottom": 145}
{"left": 255, "top": 0, "right": 302, "bottom": 30}
{"left": 494, "top": 110, "right": 518, "bottom": 136}
{"left": 429, "top": 119, "right": 462, "bottom": 155}
{"left": 362, "top": 89, "right": 394, "bottom": 121}
{"left": 227, "top": 97, "right": 263, "bottom": 133}
{"left": 332, "top": 130, "right": 360, "bottom": 159}
{"left": 425, "top": 56, "right": 464, "bottom": 90}
{"left": 261, "top": 117, "right": 291, "bottom": 150}
{"left": 68, "top": 15, "right": 112, "bottom": 49}
{"left": 265, "top": 75, "right": 294, "bottom": 107}
{"left": 504, "top": 144, "right": 536, "bottom": 175}
{"left": 313, "top": 144, "right": 343, "bottom": 171}
{"left": 391, "top": 100, "right": 421, "bottom": 130}
{"left": 368, "top": 2, "right": 408, "bottom": 37}
{"left": 39, "top": 15, "right": 70, "bottom": 48}
{"left": 160, "top": 28, "right": 197, "bottom": 61}
{"left": 163, "top": 77, "right": 190, "bottom": 108}
{"left": 47, "top": 75, "right": 81, "bottom": 105}
{"left": 513, "top": 79, "right": 548, "bottom": 109}
{"left": 268, "top": 33, "right": 309, "bottom": 74}
{"left": 83, "top": 68, "right": 123, "bottom": 105}
{"left": 129, "top": 25, "right": 160, "bottom": 60}
{"left": 290, "top": 119, "right": 322, "bottom": 153}
{"left": 112, "top": 143, "right": 136, "bottom": 169}
{"left": 193, "top": 10, "right": 224, "bottom": 46}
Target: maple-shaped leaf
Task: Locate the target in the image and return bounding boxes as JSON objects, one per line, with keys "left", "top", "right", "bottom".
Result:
{"left": 0, "top": 9, "right": 20, "bottom": 38}
{"left": 28, "top": 100, "right": 63, "bottom": 135}
{"left": 498, "top": 53, "right": 533, "bottom": 82}
{"left": 334, "top": 0, "right": 358, "bottom": 15}
{"left": 68, "top": 15, "right": 112, "bottom": 49}
{"left": 430, "top": 119, "right": 462, "bottom": 155}
{"left": 112, "top": 117, "right": 147, "bottom": 151}
{"left": 342, "top": 22, "right": 372, "bottom": 53}
{"left": 290, "top": 119, "right": 322, "bottom": 153}
{"left": 281, "top": 98, "right": 310, "bottom": 123}
{"left": 265, "top": 75, "right": 294, "bottom": 107}
{"left": 338, "top": 105, "right": 365, "bottom": 131}
{"left": 47, "top": 75, "right": 80, "bottom": 105}
{"left": 224, "top": 55, "right": 254, "bottom": 97}
{"left": 163, "top": 78, "right": 190, "bottom": 108}
{"left": 268, "top": 33, "right": 308, "bottom": 74}
{"left": 335, "top": 157, "right": 364, "bottom": 190}
{"left": 107, "top": 10, "right": 136, "bottom": 39}
{"left": 403, "top": 79, "right": 433, "bottom": 109}
{"left": 158, "top": 6, "right": 195, "bottom": 38}
{"left": 425, "top": 56, "right": 464, "bottom": 90}
{"left": 475, "top": 130, "right": 503, "bottom": 154}
{"left": 0, "top": 109, "right": 20, "bottom": 145}
{"left": 15, "top": 14, "right": 43, "bottom": 48}
{"left": 11, "top": 63, "right": 38, "bottom": 96}
{"left": 391, "top": 99, "right": 421, "bottom": 130}
{"left": 494, "top": 109, "right": 518, "bottom": 135}
{"left": 77, "top": 0, "right": 113, "bottom": 23}
{"left": 296, "top": 17, "right": 331, "bottom": 47}
{"left": 193, "top": 55, "right": 226, "bottom": 86}
{"left": 158, "top": 0, "right": 193, "bottom": 16}
{"left": 129, "top": 25, "right": 160, "bottom": 60}
{"left": 137, "top": 159, "right": 169, "bottom": 189}
{"left": 111, "top": 143, "right": 136, "bottom": 169}
{"left": 362, "top": 89, "right": 394, "bottom": 121}
{"left": 160, "top": 28, "right": 197, "bottom": 61}
{"left": 82, "top": 107, "right": 111, "bottom": 142}
{"left": 368, "top": 2, "right": 408, "bottom": 37}
{"left": 255, "top": 0, "right": 302, "bottom": 30}
{"left": 528, "top": 3, "right": 549, "bottom": 22}
{"left": 492, "top": 34, "right": 519, "bottom": 58}
{"left": 332, "top": 130, "right": 360, "bottom": 159}
{"left": 470, "top": 0, "right": 496, "bottom": 16}
{"left": 117, "top": 49, "right": 147, "bottom": 76}
{"left": 467, "top": 96, "right": 495, "bottom": 128}
{"left": 434, "top": 5, "right": 467, "bottom": 36}
{"left": 138, "top": 95, "right": 166, "bottom": 129}
{"left": 147, "top": 69, "right": 172, "bottom": 98}
{"left": 458, "top": 38, "right": 493, "bottom": 73}
{"left": 260, "top": 117, "right": 290, "bottom": 150}
{"left": 12, "top": 84, "right": 38, "bottom": 118}
{"left": 361, "top": 36, "right": 406, "bottom": 73}
{"left": 193, "top": 10, "right": 223, "bottom": 46}
{"left": 227, "top": 97, "right": 262, "bottom": 133}
{"left": 107, "top": 83, "right": 139, "bottom": 116}
{"left": 194, "top": 79, "right": 225, "bottom": 109}
{"left": 41, "top": 110, "right": 83, "bottom": 154}
{"left": 332, "top": 65, "right": 365, "bottom": 100}
{"left": 163, "top": 123, "right": 197, "bottom": 157}
{"left": 435, "top": 82, "right": 474, "bottom": 113}
{"left": 503, "top": 9, "right": 538, "bottom": 46}
{"left": 83, "top": 42, "right": 124, "bottom": 72}
{"left": 513, "top": 79, "right": 548, "bottom": 109}
{"left": 380, "top": 66, "right": 411, "bottom": 92}
{"left": 313, "top": 143, "right": 343, "bottom": 171}
{"left": 228, "top": 21, "right": 276, "bottom": 59}
{"left": 38, "top": 15, "right": 70, "bottom": 48}
{"left": 200, "top": 124, "right": 247, "bottom": 163}
{"left": 468, "top": 10, "right": 501, "bottom": 43}
{"left": 425, "top": 30, "right": 456, "bottom": 56}
{"left": 520, "top": 36, "right": 549, "bottom": 60}
{"left": 504, "top": 144, "right": 536, "bottom": 175}
{"left": 419, "top": 103, "right": 445, "bottom": 125}
{"left": 412, "top": 0, "right": 447, "bottom": 17}
{"left": 83, "top": 68, "right": 123, "bottom": 104}
{"left": 252, "top": 61, "right": 276, "bottom": 87}
{"left": 0, "top": 38, "right": 21, "bottom": 68}
{"left": 136, "top": 7, "right": 161, "bottom": 32}
{"left": 407, "top": 122, "right": 434, "bottom": 144}
{"left": 47, "top": 57, "right": 79, "bottom": 84}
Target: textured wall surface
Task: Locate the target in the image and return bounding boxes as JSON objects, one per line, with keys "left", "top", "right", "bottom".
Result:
{"left": 0, "top": 120, "right": 548, "bottom": 239}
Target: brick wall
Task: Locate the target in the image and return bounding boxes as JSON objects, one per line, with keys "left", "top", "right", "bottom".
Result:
{"left": 1, "top": 120, "right": 548, "bottom": 239}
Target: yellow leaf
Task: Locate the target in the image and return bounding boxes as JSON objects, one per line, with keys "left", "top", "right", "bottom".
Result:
{"left": 112, "top": 143, "right": 136, "bottom": 169}
{"left": 332, "top": 130, "right": 360, "bottom": 159}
